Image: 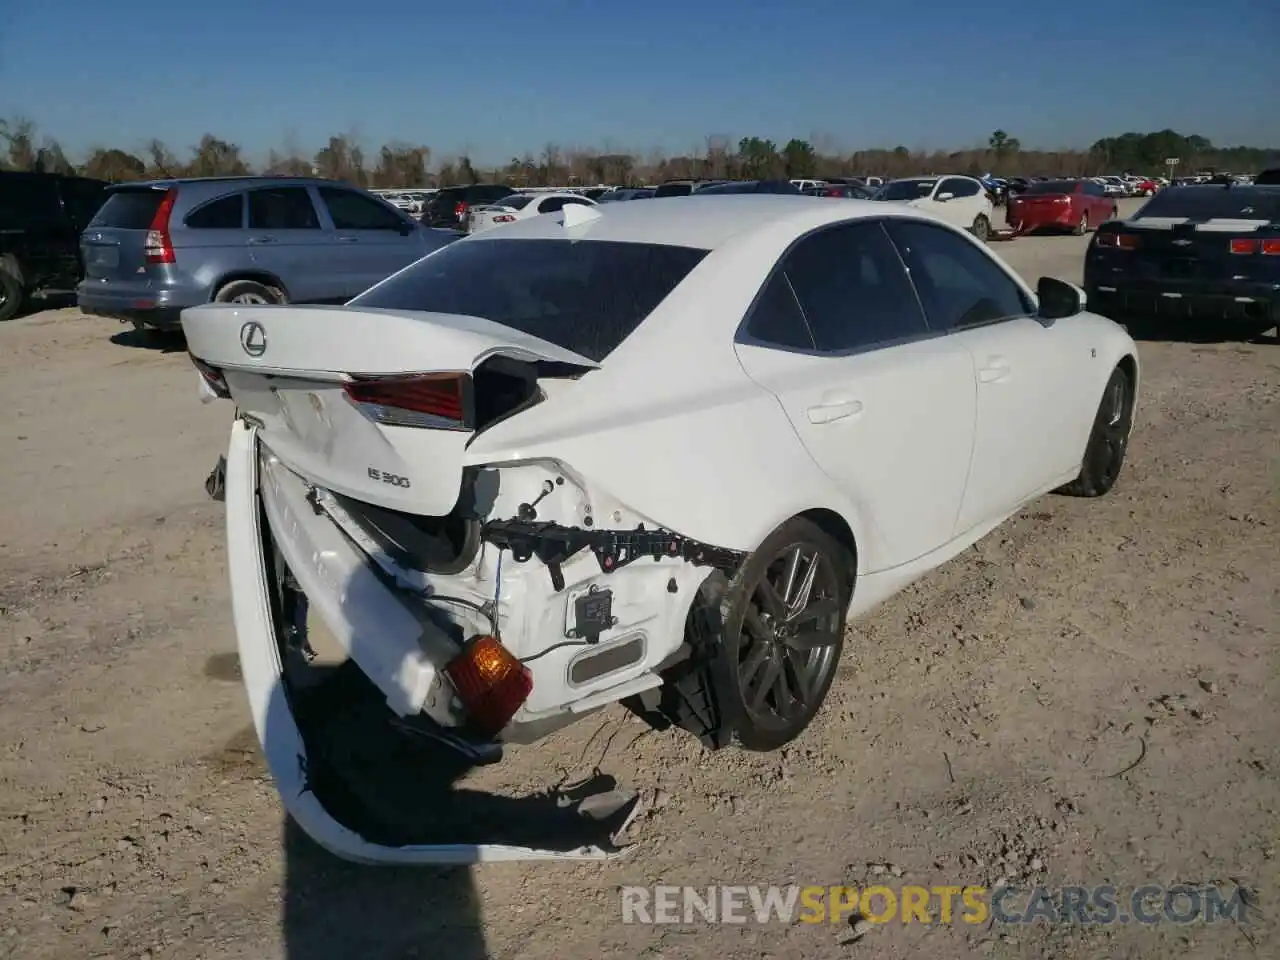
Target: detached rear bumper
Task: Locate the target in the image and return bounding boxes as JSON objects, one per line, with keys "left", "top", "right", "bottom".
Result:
{"left": 77, "top": 282, "right": 190, "bottom": 328}
{"left": 223, "top": 419, "right": 624, "bottom": 864}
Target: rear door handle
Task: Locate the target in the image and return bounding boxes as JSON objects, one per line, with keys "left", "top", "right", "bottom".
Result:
{"left": 977, "top": 358, "right": 1011, "bottom": 383}
{"left": 337, "top": 236, "right": 359, "bottom": 243}
{"left": 806, "top": 399, "right": 863, "bottom": 424}
{"left": 248, "top": 236, "right": 277, "bottom": 244}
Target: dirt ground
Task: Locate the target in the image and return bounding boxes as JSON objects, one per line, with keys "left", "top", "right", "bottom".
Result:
{"left": 0, "top": 198, "right": 1276, "bottom": 960}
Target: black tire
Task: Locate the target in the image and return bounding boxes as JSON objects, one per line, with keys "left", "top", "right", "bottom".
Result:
{"left": 971, "top": 215, "right": 991, "bottom": 242}
{"left": 1074, "top": 212, "right": 1089, "bottom": 236}
{"left": 214, "top": 279, "right": 286, "bottom": 305}
{"left": 721, "top": 517, "right": 852, "bottom": 751}
{"left": 0, "top": 259, "right": 24, "bottom": 323}
{"left": 1058, "top": 365, "right": 1134, "bottom": 498}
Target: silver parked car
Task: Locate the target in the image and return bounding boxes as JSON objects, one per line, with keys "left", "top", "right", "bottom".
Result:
{"left": 77, "top": 176, "right": 461, "bottom": 331}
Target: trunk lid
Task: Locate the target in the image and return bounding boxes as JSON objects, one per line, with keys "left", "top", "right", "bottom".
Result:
{"left": 80, "top": 185, "right": 170, "bottom": 281}
{"left": 181, "top": 304, "right": 597, "bottom": 515}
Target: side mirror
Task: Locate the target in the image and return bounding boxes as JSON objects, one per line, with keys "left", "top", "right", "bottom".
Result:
{"left": 936, "top": 192, "right": 954, "bottom": 202}
{"left": 1037, "top": 276, "right": 1085, "bottom": 321}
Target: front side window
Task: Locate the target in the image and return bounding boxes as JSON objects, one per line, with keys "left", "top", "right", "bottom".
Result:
{"left": 319, "top": 187, "right": 406, "bottom": 230}
{"left": 349, "top": 238, "right": 708, "bottom": 363}
{"left": 885, "top": 220, "right": 1031, "bottom": 332}
{"left": 248, "top": 188, "right": 320, "bottom": 230}
{"left": 779, "top": 221, "right": 929, "bottom": 352}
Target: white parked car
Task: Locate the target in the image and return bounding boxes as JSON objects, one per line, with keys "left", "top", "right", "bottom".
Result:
{"left": 467, "top": 191, "right": 596, "bottom": 233}
{"left": 182, "top": 196, "right": 1139, "bottom": 864}
{"left": 872, "top": 176, "right": 995, "bottom": 239}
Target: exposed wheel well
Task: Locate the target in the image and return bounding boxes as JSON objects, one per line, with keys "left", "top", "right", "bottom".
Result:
{"left": 212, "top": 272, "right": 289, "bottom": 301}
{"left": 1116, "top": 353, "right": 1137, "bottom": 389}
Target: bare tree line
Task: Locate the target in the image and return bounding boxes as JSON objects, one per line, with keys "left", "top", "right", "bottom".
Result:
{"left": 2, "top": 117, "right": 1275, "bottom": 187}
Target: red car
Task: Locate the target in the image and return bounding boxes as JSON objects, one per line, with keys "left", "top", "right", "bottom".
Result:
{"left": 1006, "top": 179, "right": 1118, "bottom": 235}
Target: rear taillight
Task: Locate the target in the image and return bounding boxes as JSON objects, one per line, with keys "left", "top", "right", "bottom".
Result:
{"left": 144, "top": 188, "right": 177, "bottom": 265}
{"left": 455, "top": 201, "right": 469, "bottom": 221}
{"left": 190, "top": 356, "right": 230, "bottom": 398}
{"left": 444, "top": 635, "right": 533, "bottom": 737}
{"left": 1097, "top": 232, "right": 1139, "bottom": 250}
{"left": 343, "top": 372, "right": 473, "bottom": 430}
{"left": 1229, "top": 238, "right": 1258, "bottom": 255}
{"left": 1262, "top": 239, "right": 1280, "bottom": 255}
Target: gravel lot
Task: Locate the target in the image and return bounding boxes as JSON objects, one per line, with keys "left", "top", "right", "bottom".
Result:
{"left": 1, "top": 199, "right": 1276, "bottom": 960}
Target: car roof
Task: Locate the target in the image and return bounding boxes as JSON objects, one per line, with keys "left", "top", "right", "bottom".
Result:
{"left": 108, "top": 175, "right": 340, "bottom": 191}
{"left": 461, "top": 194, "right": 937, "bottom": 250}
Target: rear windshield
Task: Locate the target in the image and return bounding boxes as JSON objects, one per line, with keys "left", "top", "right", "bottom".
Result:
{"left": 1024, "top": 180, "right": 1077, "bottom": 195}
{"left": 492, "top": 194, "right": 533, "bottom": 210}
{"left": 1137, "top": 187, "right": 1280, "bottom": 221}
{"left": 349, "top": 238, "right": 708, "bottom": 362}
{"left": 90, "top": 188, "right": 167, "bottom": 229}
{"left": 654, "top": 183, "right": 694, "bottom": 197}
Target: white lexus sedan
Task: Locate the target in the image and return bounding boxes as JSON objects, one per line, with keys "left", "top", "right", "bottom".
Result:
{"left": 182, "top": 196, "right": 1138, "bottom": 863}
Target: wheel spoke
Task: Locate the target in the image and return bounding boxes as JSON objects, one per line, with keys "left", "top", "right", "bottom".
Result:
{"left": 787, "top": 597, "right": 839, "bottom": 626}
{"left": 743, "top": 606, "right": 774, "bottom": 644}
{"left": 738, "top": 639, "right": 771, "bottom": 688}
{"left": 755, "top": 580, "right": 787, "bottom": 622}
{"left": 773, "top": 654, "right": 798, "bottom": 717}
{"left": 779, "top": 548, "right": 802, "bottom": 607}
{"left": 786, "top": 554, "right": 819, "bottom": 617}
{"left": 749, "top": 652, "right": 782, "bottom": 713}
{"left": 786, "top": 627, "right": 841, "bottom": 651}
{"left": 781, "top": 647, "right": 810, "bottom": 709}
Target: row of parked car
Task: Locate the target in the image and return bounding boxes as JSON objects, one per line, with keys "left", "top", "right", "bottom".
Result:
{"left": 6, "top": 165, "right": 1272, "bottom": 330}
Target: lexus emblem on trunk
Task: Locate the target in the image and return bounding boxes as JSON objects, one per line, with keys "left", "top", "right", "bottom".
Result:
{"left": 239, "top": 322, "right": 267, "bottom": 357}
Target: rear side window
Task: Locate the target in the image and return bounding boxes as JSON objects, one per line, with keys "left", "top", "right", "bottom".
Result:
{"left": 349, "top": 239, "right": 708, "bottom": 362}
{"left": 184, "top": 193, "right": 245, "bottom": 229}
{"left": 782, "top": 221, "right": 929, "bottom": 352}
{"left": 319, "top": 187, "right": 405, "bottom": 230}
{"left": 248, "top": 187, "right": 320, "bottom": 230}
{"left": 89, "top": 188, "right": 166, "bottom": 229}
{"left": 1138, "top": 187, "right": 1280, "bottom": 220}
{"left": 744, "top": 273, "right": 814, "bottom": 350}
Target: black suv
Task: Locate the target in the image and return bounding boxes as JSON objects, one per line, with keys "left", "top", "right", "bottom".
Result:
{"left": 420, "top": 184, "right": 517, "bottom": 229}
{"left": 0, "top": 171, "right": 109, "bottom": 321}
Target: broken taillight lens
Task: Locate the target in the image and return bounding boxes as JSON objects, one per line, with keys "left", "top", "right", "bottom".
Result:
{"left": 444, "top": 635, "right": 533, "bottom": 737}
{"left": 190, "top": 355, "right": 230, "bottom": 398}
{"left": 342, "top": 372, "right": 473, "bottom": 430}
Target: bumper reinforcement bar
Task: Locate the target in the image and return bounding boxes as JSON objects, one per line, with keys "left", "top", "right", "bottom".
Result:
{"left": 481, "top": 519, "right": 747, "bottom": 591}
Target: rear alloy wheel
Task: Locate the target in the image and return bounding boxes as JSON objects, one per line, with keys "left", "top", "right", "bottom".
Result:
{"left": 971, "top": 214, "right": 991, "bottom": 242}
{"left": 214, "top": 279, "right": 286, "bottom": 306}
{"left": 723, "top": 518, "right": 851, "bottom": 751}
{"left": 1074, "top": 213, "right": 1089, "bottom": 236}
{"left": 1058, "top": 365, "right": 1134, "bottom": 498}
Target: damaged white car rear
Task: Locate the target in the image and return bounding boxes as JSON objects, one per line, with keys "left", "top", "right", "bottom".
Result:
{"left": 182, "top": 196, "right": 1140, "bottom": 865}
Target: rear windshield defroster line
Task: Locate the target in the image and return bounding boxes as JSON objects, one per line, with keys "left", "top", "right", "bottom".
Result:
{"left": 350, "top": 239, "right": 708, "bottom": 363}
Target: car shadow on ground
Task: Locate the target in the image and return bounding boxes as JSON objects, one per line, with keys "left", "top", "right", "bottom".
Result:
{"left": 108, "top": 327, "right": 187, "bottom": 353}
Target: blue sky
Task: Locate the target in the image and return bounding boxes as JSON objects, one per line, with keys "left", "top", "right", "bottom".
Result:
{"left": 1, "top": 0, "right": 1275, "bottom": 166}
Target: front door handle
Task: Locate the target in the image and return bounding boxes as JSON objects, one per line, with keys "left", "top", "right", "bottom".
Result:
{"left": 248, "top": 236, "right": 277, "bottom": 244}
{"left": 977, "top": 358, "right": 1011, "bottom": 383}
{"left": 336, "top": 236, "right": 359, "bottom": 243}
{"left": 807, "top": 399, "right": 863, "bottom": 424}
